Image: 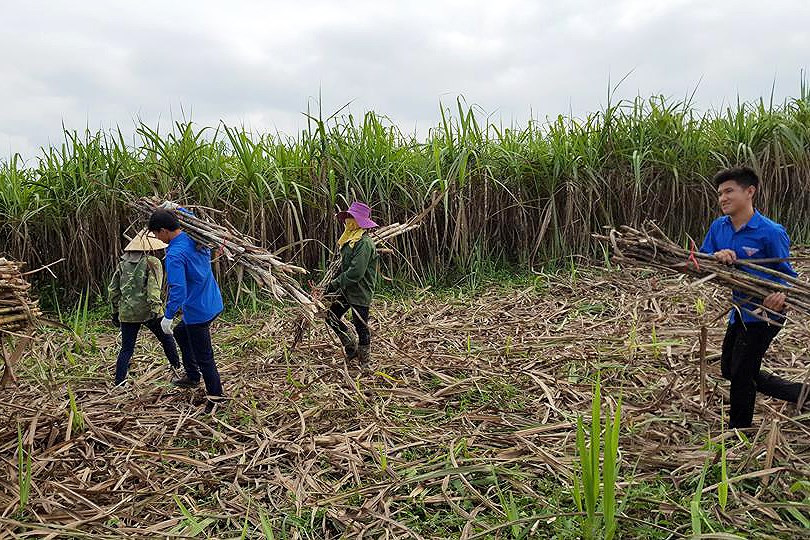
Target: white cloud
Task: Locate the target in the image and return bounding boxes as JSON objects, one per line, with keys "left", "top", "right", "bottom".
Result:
{"left": 1, "top": 0, "right": 808, "bottom": 159}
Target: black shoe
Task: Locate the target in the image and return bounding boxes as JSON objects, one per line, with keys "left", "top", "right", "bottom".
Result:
{"left": 204, "top": 395, "right": 225, "bottom": 414}
{"left": 172, "top": 375, "right": 201, "bottom": 388}
{"left": 344, "top": 343, "right": 358, "bottom": 360}
{"left": 357, "top": 344, "right": 371, "bottom": 365}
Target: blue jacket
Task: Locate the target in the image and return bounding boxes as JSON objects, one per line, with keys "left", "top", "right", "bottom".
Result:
{"left": 164, "top": 231, "right": 223, "bottom": 324}
{"left": 700, "top": 210, "right": 796, "bottom": 324}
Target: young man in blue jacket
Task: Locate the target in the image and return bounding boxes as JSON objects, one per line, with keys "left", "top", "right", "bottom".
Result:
{"left": 700, "top": 166, "right": 805, "bottom": 428}
{"left": 148, "top": 209, "right": 225, "bottom": 403}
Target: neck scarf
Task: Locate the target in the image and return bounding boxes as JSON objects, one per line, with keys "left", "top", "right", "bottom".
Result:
{"left": 337, "top": 218, "right": 365, "bottom": 248}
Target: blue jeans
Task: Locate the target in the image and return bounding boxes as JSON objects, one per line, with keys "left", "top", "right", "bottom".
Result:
{"left": 173, "top": 318, "right": 223, "bottom": 396}
{"left": 116, "top": 318, "right": 180, "bottom": 385}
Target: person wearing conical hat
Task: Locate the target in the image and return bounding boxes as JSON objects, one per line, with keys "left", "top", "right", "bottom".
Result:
{"left": 108, "top": 230, "right": 180, "bottom": 386}
{"left": 324, "top": 202, "right": 379, "bottom": 365}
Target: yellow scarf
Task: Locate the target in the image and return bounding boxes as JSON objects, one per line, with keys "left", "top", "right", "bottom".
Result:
{"left": 337, "top": 218, "right": 365, "bottom": 248}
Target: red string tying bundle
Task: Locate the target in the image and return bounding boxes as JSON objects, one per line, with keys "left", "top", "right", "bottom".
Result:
{"left": 688, "top": 240, "right": 701, "bottom": 272}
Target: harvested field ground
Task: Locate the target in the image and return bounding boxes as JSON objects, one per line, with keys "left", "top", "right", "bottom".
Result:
{"left": 2, "top": 265, "right": 810, "bottom": 538}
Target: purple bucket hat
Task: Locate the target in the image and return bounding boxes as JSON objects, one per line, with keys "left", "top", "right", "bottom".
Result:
{"left": 336, "top": 201, "right": 379, "bottom": 229}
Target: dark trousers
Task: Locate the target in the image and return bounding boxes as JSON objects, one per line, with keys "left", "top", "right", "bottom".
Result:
{"left": 116, "top": 318, "right": 180, "bottom": 385}
{"left": 721, "top": 321, "right": 803, "bottom": 428}
{"left": 173, "top": 319, "right": 223, "bottom": 396}
{"left": 325, "top": 296, "right": 370, "bottom": 347}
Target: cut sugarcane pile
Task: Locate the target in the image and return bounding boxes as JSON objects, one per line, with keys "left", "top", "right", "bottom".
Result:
{"left": 132, "top": 197, "right": 324, "bottom": 319}
{"left": 0, "top": 258, "right": 41, "bottom": 332}
{"left": 596, "top": 222, "right": 810, "bottom": 321}
{"left": 5, "top": 267, "right": 810, "bottom": 537}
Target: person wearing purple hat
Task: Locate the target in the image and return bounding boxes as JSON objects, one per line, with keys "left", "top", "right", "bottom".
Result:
{"left": 324, "top": 201, "right": 380, "bottom": 365}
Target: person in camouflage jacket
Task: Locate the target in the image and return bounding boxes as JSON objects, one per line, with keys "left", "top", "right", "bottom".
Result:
{"left": 109, "top": 230, "right": 180, "bottom": 385}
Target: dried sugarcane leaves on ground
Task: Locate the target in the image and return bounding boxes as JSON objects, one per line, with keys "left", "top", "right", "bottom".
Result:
{"left": 2, "top": 263, "right": 810, "bottom": 538}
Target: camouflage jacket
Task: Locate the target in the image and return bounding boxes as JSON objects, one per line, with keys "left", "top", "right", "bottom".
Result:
{"left": 108, "top": 253, "right": 164, "bottom": 323}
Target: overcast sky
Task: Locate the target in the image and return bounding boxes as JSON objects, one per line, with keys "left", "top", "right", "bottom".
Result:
{"left": 2, "top": 0, "right": 808, "bottom": 159}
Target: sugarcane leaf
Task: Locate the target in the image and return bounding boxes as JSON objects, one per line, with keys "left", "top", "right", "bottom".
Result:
{"left": 590, "top": 374, "right": 601, "bottom": 507}
{"left": 719, "top": 440, "right": 728, "bottom": 510}
{"left": 785, "top": 507, "right": 810, "bottom": 528}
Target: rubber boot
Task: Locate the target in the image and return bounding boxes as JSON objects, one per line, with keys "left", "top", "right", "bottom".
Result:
{"left": 357, "top": 344, "right": 371, "bottom": 365}
{"left": 340, "top": 335, "right": 358, "bottom": 360}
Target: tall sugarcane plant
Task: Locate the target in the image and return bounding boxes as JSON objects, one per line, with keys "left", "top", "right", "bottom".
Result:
{"left": 1, "top": 88, "right": 810, "bottom": 297}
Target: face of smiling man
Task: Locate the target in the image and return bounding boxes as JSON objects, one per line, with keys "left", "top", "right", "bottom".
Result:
{"left": 717, "top": 178, "right": 755, "bottom": 217}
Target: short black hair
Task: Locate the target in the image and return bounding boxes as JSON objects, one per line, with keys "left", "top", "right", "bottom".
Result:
{"left": 148, "top": 210, "right": 180, "bottom": 232}
{"left": 712, "top": 166, "right": 759, "bottom": 190}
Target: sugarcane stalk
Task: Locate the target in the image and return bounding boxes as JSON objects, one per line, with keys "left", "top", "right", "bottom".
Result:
{"left": 597, "top": 222, "right": 810, "bottom": 319}
{"left": 133, "top": 197, "right": 323, "bottom": 318}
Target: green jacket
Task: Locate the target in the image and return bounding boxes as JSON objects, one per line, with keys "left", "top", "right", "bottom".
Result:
{"left": 109, "top": 253, "right": 164, "bottom": 323}
{"left": 328, "top": 235, "right": 378, "bottom": 307}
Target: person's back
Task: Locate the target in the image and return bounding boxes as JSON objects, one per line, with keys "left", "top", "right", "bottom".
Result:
{"left": 165, "top": 231, "right": 223, "bottom": 324}
{"left": 112, "top": 253, "right": 163, "bottom": 323}
{"left": 108, "top": 231, "right": 180, "bottom": 386}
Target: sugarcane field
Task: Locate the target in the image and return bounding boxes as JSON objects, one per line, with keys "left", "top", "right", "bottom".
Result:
{"left": 1, "top": 95, "right": 810, "bottom": 539}
{"left": 3, "top": 4, "right": 810, "bottom": 537}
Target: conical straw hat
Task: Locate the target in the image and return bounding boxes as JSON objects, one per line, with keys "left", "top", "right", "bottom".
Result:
{"left": 124, "top": 229, "right": 168, "bottom": 252}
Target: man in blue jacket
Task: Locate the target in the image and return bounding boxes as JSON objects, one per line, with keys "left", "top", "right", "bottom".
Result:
{"left": 148, "top": 209, "right": 224, "bottom": 402}
{"left": 700, "top": 166, "right": 804, "bottom": 428}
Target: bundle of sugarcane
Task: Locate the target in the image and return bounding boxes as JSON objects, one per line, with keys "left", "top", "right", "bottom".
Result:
{"left": 596, "top": 222, "right": 810, "bottom": 322}
{"left": 316, "top": 191, "right": 443, "bottom": 290}
{"left": 132, "top": 197, "right": 324, "bottom": 319}
{"left": 0, "top": 258, "right": 41, "bottom": 332}
{"left": 280, "top": 193, "right": 444, "bottom": 355}
{"left": 0, "top": 258, "right": 39, "bottom": 387}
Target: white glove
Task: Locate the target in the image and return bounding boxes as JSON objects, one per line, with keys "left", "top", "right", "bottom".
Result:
{"left": 161, "top": 317, "right": 174, "bottom": 335}
{"left": 159, "top": 201, "right": 180, "bottom": 211}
